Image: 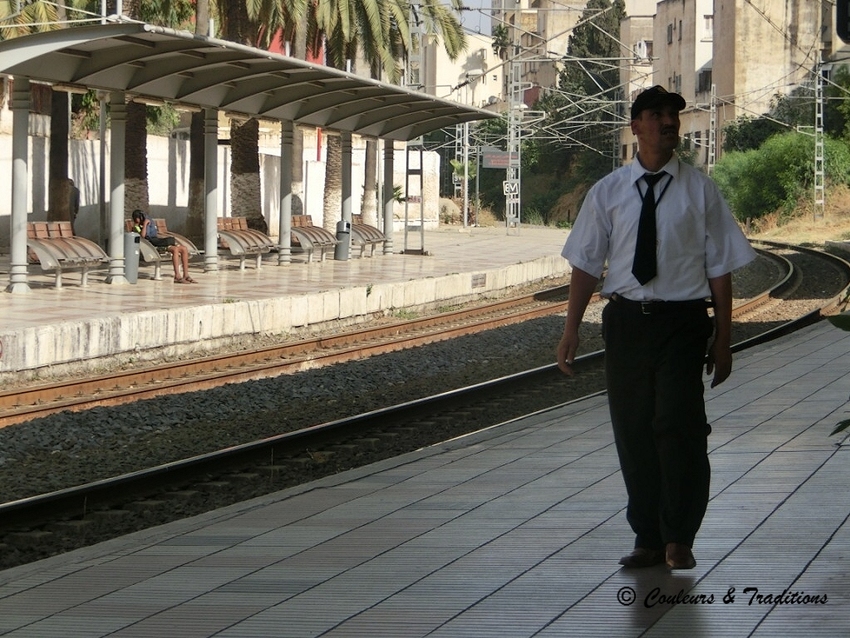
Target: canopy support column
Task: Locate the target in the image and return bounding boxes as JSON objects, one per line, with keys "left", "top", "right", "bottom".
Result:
{"left": 106, "top": 91, "right": 128, "bottom": 284}
{"left": 341, "top": 131, "right": 352, "bottom": 224}
{"left": 7, "top": 78, "right": 31, "bottom": 293}
{"left": 382, "top": 139, "right": 394, "bottom": 254}
{"left": 203, "top": 108, "right": 219, "bottom": 271}
{"left": 277, "top": 119, "right": 293, "bottom": 265}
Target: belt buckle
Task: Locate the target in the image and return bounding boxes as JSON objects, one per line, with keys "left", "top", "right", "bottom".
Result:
{"left": 640, "top": 301, "right": 652, "bottom": 315}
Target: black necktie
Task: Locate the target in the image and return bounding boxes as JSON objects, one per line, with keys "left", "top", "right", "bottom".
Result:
{"left": 632, "top": 172, "right": 666, "bottom": 285}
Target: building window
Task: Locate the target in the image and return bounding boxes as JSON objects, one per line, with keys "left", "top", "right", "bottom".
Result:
{"left": 667, "top": 24, "right": 673, "bottom": 44}
{"left": 704, "top": 15, "right": 714, "bottom": 40}
{"left": 697, "top": 70, "right": 713, "bottom": 93}
{"left": 678, "top": 20, "right": 682, "bottom": 41}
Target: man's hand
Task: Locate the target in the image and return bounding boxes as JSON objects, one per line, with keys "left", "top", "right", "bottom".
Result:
{"left": 706, "top": 338, "right": 732, "bottom": 388}
{"left": 557, "top": 331, "right": 579, "bottom": 376}
{"left": 556, "top": 268, "right": 600, "bottom": 378}
{"left": 707, "top": 273, "right": 734, "bottom": 388}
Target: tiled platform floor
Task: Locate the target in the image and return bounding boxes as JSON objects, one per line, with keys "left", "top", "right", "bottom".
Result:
{"left": 0, "top": 226, "right": 569, "bottom": 334}
{"left": 0, "top": 317, "right": 848, "bottom": 637}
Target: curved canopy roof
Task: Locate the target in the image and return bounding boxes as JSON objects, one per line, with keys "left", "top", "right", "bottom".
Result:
{"left": 0, "top": 22, "right": 497, "bottom": 141}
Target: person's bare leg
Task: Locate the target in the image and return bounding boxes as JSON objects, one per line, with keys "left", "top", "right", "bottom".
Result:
{"left": 168, "top": 247, "right": 182, "bottom": 281}
{"left": 180, "top": 247, "right": 196, "bottom": 282}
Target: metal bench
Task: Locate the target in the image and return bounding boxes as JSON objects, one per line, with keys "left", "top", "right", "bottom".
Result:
{"left": 153, "top": 218, "right": 201, "bottom": 256}
{"left": 26, "top": 221, "right": 108, "bottom": 288}
{"left": 217, "top": 217, "right": 275, "bottom": 269}
{"left": 290, "top": 215, "right": 339, "bottom": 262}
{"left": 351, "top": 214, "right": 387, "bottom": 257}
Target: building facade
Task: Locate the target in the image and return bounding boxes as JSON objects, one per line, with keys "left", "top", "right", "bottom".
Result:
{"left": 621, "top": 0, "right": 836, "bottom": 170}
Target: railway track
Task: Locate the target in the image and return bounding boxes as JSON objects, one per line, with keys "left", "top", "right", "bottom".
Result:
{"left": 0, "top": 286, "right": 571, "bottom": 428}
{"left": 0, "top": 243, "right": 806, "bottom": 428}
{"left": 0, "top": 241, "right": 848, "bottom": 571}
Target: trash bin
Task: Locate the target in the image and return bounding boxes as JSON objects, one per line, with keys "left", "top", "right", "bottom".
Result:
{"left": 124, "top": 232, "right": 140, "bottom": 284}
{"left": 334, "top": 220, "right": 351, "bottom": 261}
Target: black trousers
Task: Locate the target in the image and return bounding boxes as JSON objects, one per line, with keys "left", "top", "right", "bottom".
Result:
{"left": 602, "top": 299, "right": 714, "bottom": 549}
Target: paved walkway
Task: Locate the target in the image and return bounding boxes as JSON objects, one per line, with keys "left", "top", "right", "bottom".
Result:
{"left": 0, "top": 316, "right": 848, "bottom": 637}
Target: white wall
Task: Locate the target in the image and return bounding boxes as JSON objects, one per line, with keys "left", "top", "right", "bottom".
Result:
{"left": 0, "top": 126, "right": 442, "bottom": 250}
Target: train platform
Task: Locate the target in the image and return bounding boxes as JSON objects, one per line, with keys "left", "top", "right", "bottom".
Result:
{"left": 0, "top": 224, "right": 569, "bottom": 378}
{"left": 0, "top": 313, "right": 848, "bottom": 636}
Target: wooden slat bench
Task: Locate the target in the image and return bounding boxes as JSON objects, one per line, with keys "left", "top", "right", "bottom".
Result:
{"left": 290, "top": 215, "right": 338, "bottom": 262}
{"left": 152, "top": 218, "right": 201, "bottom": 256}
{"left": 351, "top": 214, "right": 387, "bottom": 257}
{"left": 217, "top": 217, "right": 275, "bottom": 269}
{"left": 26, "top": 221, "right": 108, "bottom": 288}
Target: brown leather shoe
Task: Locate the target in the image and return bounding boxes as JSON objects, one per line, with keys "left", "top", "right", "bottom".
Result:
{"left": 665, "top": 543, "right": 696, "bottom": 569}
{"left": 619, "top": 547, "right": 665, "bottom": 568}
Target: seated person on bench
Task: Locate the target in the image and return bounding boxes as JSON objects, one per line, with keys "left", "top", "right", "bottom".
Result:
{"left": 131, "top": 210, "right": 197, "bottom": 284}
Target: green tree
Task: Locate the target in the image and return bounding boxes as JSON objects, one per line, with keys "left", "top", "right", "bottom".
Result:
{"left": 307, "top": 0, "right": 466, "bottom": 233}
{"left": 561, "top": 0, "right": 624, "bottom": 97}
{"left": 491, "top": 24, "right": 509, "bottom": 61}
{"left": 536, "top": 0, "right": 625, "bottom": 175}
{"left": 186, "top": 0, "right": 211, "bottom": 243}
{"left": 713, "top": 131, "right": 850, "bottom": 223}
{"left": 722, "top": 67, "right": 850, "bottom": 154}
{"left": 1, "top": 1, "right": 71, "bottom": 223}
{"left": 115, "top": 0, "right": 192, "bottom": 215}
{"left": 215, "top": 0, "right": 307, "bottom": 233}
{"left": 722, "top": 115, "right": 786, "bottom": 153}
{"left": 828, "top": 64, "right": 850, "bottom": 140}
{"left": 0, "top": 0, "right": 63, "bottom": 38}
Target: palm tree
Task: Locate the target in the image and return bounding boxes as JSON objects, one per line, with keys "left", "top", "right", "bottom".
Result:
{"left": 363, "top": 0, "right": 466, "bottom": 228}
{"left": 0, "top": 1, "right": 74, "bottom": 223}
{"left": 119, "top": 0, "right": 194, "bottom": 215}
{"left": 214, "top": 0, "right": 306, "bottom": 233}
{"left": 186, "top": 0, "right": 210, "bottom": 243}
{"left": 308, "top": 0, "right": 466, "bottom": 232}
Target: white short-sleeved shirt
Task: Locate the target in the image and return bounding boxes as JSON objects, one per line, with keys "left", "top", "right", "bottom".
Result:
{"left": 562, "top": 156, "right": 756, "bottom": 301}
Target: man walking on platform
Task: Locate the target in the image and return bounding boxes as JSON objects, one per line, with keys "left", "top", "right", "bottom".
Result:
{"left": 556, "top": 86, "right": 756, "bottom": 570}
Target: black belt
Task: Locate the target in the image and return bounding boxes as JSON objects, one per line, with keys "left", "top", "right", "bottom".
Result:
{"left": 610, "top": 293, "right": 712, "bottom": 315}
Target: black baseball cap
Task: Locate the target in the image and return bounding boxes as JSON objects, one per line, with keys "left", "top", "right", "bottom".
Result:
{"left": 630, "top": 85, "right": 686, "bottom": 120}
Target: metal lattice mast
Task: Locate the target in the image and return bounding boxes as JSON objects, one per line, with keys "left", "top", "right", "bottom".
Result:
{"left": 406, "top": 2, "right": 423, "bottom": 91}
{"left": 454, "top": 123, "right": 464, "bottom": 199}
{"left": 505, "top": 2, "right": 522, "bottom": 233}
{"left": 707, "top": 84, "right": 717, "bottom": 175}
{"left": 814, "top": 60, "right": 825, "bottom": 220}
{"left": 612, "top": 89, "right": 621, "bottom": 170}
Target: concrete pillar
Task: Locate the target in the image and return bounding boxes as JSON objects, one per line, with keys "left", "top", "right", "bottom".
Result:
{"left": 278, "top": 119, "right": 293, "bottom": 265}
{"left": 7, "top": 78, "right": 31, "bottom": 293}
{"left": 203, "top": 108, "right": 219, "bottom": 271}
{"left": 341, "top": 130, "right": 352, "bottom": 223}
{"left": 106, "top": 91, "right": 128, "bottom": 284}
{"left": 382, "top": 139, "right": 394, "bottom": 254}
